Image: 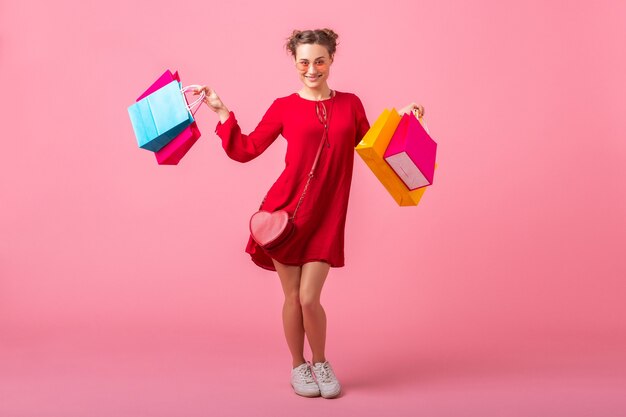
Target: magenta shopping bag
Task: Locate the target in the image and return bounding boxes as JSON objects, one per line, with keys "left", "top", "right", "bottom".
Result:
{"left": 137, "top": 69, "right": 203, "bottom": 165}
{"left": 383, "top": 112, "right": 437, "bottom": 190}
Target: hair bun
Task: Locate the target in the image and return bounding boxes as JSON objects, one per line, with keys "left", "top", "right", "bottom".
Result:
{"left": 320, "top": 28, "right": 339, "bottom": 41}
{"left": 284, "top": 28, "right": 339, "bottom": 58}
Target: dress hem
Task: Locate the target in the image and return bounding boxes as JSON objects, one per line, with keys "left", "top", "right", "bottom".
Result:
{"left": 250, "top": 253, "right": 344, "bottom": 272}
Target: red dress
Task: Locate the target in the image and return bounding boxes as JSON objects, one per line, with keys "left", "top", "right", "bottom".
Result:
{"left": 214, "top": 91, "right": 370, "bottom": 271}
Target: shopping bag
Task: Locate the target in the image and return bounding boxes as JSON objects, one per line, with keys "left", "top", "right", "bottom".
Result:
{"left": 136, "top": 69, "right": 181, "bottom": 101}
{"left": 356, "top": 108, "right": 434, "bottom": 206}
{"left": 156, "top": 122, "right": 201, "bottom": 165}
{"left": 136, "top": 69, "right": 203, "bottom": 165}
{"left": 128, "top": 80, "right": 198, "bottom": 152}
{"left": 383, "top": 111, "right": 437, "bottom": 190}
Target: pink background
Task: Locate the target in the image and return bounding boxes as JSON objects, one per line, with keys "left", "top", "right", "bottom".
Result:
{"left": 1, "top": 0, "right": 625, "bottom": 415}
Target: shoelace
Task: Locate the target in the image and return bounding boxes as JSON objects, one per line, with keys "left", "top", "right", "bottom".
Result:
{"left": 314, "top": 363, "right": 335, "bottom": 384}
{"left": 296, "top": 364, "right": 316, "bottom": 384}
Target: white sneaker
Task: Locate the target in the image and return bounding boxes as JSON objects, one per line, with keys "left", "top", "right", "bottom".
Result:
{"left": 311, "top": 361, "right": 341, "bottom": 398}
{"left": 290, "top": 361, "right": 321, "bottom": 397}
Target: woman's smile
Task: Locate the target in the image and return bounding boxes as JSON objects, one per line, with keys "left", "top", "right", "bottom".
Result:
{"left": 306, "top": 74, "right": 323, "bottom": 81}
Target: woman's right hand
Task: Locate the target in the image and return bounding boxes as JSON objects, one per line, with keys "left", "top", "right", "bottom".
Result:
{"left": 193, "top": 85, "right": 229, "bottom": 115}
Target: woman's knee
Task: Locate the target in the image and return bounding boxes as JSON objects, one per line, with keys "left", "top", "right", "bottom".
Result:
{"left": 299, "top": 290, "right": 321, "bottom": 312}
{"left": 284, "top": 290, "right": 301, "bottom": 307}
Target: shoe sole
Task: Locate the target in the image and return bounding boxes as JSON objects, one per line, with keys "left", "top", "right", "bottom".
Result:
{"left": 320, "top": 387, "right": 341, "bottom": 399}
{"left": 291, "top": 384, "right": 321, "bottom": 397}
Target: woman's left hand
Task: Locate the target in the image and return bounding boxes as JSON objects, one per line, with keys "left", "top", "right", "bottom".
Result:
{"left": 398, "top": 102, "right": 425, "bottom": 118}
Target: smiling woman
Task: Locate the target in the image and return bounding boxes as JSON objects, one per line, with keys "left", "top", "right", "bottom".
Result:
{"left": 287, "top": 29, "right": 338, "bottom": 100}
{"left": 192, "top": 27, "right": 423, "bottom": 400}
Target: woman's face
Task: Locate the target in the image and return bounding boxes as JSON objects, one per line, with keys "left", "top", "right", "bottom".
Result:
{"left": 294, "top": 43, "right": 333, "bottom": 88}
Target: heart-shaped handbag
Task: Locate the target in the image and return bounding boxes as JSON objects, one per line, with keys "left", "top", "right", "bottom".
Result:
{"left": 249, "top": 91, "right": 335, "bottom": 250}
{"left": 249, "top": 209, "right": 294, "bottom": 250}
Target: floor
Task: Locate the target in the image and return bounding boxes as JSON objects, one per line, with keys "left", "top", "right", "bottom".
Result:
{"left": 1, "top": 325, "right": 624, "bottom": 417}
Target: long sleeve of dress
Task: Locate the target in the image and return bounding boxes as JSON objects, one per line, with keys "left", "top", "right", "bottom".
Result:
{"left": 353, "top": 95, "right": 370, "bottom": 147}
{"left": 214, "top": 99, "right": 283, "bottom": 163}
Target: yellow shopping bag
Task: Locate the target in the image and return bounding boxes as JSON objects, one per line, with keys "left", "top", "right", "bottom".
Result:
{"left": 356, "top": 108, "right": 436, "bottom": 206}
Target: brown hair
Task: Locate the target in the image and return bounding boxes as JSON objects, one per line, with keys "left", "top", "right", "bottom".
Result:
{"left": 284, "top": 28, "right": 339, "bottom": 60}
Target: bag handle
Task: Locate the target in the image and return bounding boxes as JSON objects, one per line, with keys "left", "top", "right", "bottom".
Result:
{"left": 412, "top": 106, "right": 430, "bottom": 134}
{"left": 181, "top": 84, "right": 206, "bottom": 116}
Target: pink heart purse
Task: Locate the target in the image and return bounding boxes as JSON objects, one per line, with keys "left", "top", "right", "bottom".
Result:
{"left": 249, "top": 210, "right": 294, "bottom": 250}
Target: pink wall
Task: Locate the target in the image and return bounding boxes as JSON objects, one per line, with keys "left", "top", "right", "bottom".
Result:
{"left": 1, "top": 0, "right": 625, "bottom": 356}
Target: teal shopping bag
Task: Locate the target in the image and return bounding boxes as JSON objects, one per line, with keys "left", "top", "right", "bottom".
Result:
{"left": 128, "top": 80, "right": 194, "bottom": 152}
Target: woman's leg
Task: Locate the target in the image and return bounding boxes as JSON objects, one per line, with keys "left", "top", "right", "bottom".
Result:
{"left": 272, "top": 258, "right": 306, "bottom": 368}
{"left": 299, "top": 261, "right": 331, "bottom": 364}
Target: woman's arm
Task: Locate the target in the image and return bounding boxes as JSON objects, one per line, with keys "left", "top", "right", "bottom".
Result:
{"left": 195, "top": 85, "right": 230, "bottom": 123}
{"left": 353, "top": 95, "right": 370, "bottom": 147}
{"left": 194, "top": 85, "right": 282, "bottom": 163}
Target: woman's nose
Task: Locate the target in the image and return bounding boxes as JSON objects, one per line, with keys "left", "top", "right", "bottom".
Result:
{"left": 306, "top": 65, "right": 318, "bottom": 75}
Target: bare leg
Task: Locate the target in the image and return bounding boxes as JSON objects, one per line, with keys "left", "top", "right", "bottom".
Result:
{"left": 272, "top": 258, "right": 306, "bottom": 368}
{"left": 300, "top": 261, "right": 331, "bottom": 364}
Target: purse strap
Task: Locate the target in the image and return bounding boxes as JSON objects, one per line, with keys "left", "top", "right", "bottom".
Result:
{"left": 259, "top": 90, "right": 336, "bottom": 219}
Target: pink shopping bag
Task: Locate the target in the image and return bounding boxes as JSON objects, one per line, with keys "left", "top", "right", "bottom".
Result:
{"left": 383, "top": 111, "right": 437, "bottom": 190}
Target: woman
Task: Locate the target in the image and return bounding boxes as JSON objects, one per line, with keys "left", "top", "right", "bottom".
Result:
{"left": 195, "top": 28, "right": 423, "bottom": 399}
